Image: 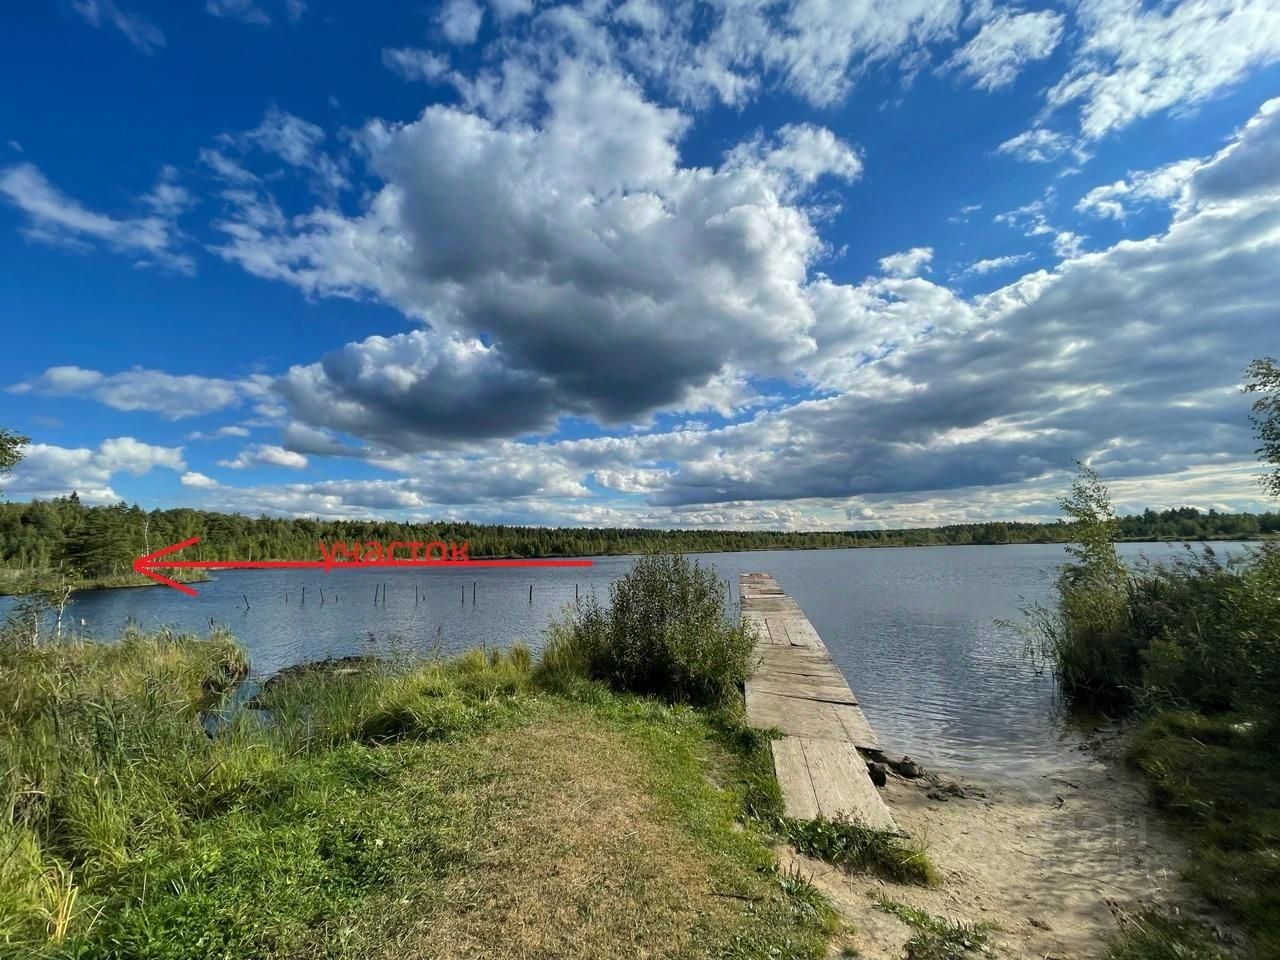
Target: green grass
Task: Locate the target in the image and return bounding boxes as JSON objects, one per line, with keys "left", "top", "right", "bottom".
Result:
{"left": 1102, "top": 910, "right": 1224, "bottom": 960}
{"left": 0, "top": 631, "right": 848, "bottom": 959}
{"left": 782, "top": 817, "right": 936, "bottom": 887}
{"left": 1121, "top": 710, "right": 1280, "bottom": 959}
{"left": 873, "top": 897, "right": 995, "bottom": 959}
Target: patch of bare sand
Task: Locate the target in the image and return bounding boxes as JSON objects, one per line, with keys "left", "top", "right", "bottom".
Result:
{"left": 783, "top": 754, "right": 1209, "bottom": 959}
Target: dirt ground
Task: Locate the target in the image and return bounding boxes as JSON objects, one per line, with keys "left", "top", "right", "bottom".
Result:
{"left": 782, "top": 747, "right": 1225, "bottom": 959}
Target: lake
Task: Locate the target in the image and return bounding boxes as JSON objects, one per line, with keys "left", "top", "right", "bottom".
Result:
{"left": 13, "top": 542, "right": 1250, "bottom": 783}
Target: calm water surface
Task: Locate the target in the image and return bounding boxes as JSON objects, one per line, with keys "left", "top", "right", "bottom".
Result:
{"left": 20, "top": 542, "right": 1251, "bottom": 782}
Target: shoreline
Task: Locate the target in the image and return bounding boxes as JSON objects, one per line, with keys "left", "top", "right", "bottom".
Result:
{"left": 0, "top": 573, "right": 213, "bottom": 598}
{"left": 1, "top": 534, "right": 1271, "bottom": 598}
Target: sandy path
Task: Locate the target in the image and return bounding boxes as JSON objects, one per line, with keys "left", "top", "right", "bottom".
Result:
{"left": 783, "top": 750, "right": 1213, "bottom": 959}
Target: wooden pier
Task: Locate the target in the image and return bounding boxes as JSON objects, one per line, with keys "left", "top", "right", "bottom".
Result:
{"left": 740, "top": 573, "right": 896, "bottom": 832}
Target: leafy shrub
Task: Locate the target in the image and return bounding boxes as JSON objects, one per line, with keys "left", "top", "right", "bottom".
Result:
{"left": 1023, "top": 463, "right": 1280, "bottom": 731}
{"left": 538, "top": 552, "right": 753, "bottom": 706}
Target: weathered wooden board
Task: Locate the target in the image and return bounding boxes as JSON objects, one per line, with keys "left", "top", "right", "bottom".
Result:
{"left": 771, "top": 736, "right": 820, "bottom": 820}
{"left": 801, "top": 738, "right": 897, "bottom": 831}
{"left": 749, "top": 675, "right": 859, "bottom": 705}
{"left": 777, "top": 617, "right": 822, "bottom": 649}
{"left": 745, "top": 689, "right": 881, "bottom": 751}
{"left": 741, "top": 573, "right": 895, "bottom": 831}
{"left": 753, "top": 651, "right": 842, "bottom": 674}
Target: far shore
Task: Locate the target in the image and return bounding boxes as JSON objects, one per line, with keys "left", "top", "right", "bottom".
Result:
{"left": 1, "top": 533, "right": 1273, "bottom": 598}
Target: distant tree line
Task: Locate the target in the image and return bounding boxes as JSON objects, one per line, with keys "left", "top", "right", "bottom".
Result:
{"left": 0, "top": 494, "right": 1276, "bottom": 583}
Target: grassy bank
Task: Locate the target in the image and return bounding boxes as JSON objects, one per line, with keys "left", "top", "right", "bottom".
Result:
{"left": 1026, "top": 467, "right": 1280, "bottom": 959}
{"left": 0, "top": 568, "right": 209, "bottom": 598}
{"left": 0, "top": 631, "right": 844, "bottom": 958}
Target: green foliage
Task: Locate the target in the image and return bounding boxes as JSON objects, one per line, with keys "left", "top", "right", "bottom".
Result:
{"left": 782, "top": 816, "right": 936, "bottom": 887}
{"left": 1103, "top": 910, "right": 1224, "bottom": 960}
{"left": 1025, "top": 462, "right": 1280, "bottom": 718}
{"left": 1128, "top": 712, "right": 1280, "bottom": 958}
{"left": 538, "top": 552, "right": 754, "bottom": 706}
{"left": 1060, "top": 461, "right": 1126, "bottom": 585}
{"left": 1022, "top": 462, "right": 1134, "bottom": 703}
{"left": 1244, "top": 356, "right": 1280, "bottom": 499}
{"left": 874, "top": 897, "right": 995, "bottom": 959}
{"left": 0, "top": 429, "right": 26, "bottom": 487}
{"left": 1025, "top": 454, "right": 1280, "bottom": 957}
{"left": 1030, "top": 537, "right": 1280, "bottom": 725}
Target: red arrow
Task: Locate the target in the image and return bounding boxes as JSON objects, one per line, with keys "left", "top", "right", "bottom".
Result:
{"left": 133, "top": 537, "right": 594, "bottom": 596}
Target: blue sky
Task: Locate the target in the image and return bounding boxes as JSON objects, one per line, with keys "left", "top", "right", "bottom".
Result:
{"left": 2, "top": 0, "right": 1280, "bottom": 528}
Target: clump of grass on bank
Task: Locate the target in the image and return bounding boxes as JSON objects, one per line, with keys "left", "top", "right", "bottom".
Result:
{"left": 786, "top": 817, "right": 935, "bottom": 886}
{"left": 1103, "top": 909, "right": 1224, "bottom": 960}
{"left": 1124, "top": 712, "right": 1280, "bottom": 958}
{"left": 538, "top": 551, "right": 754, "bottom": 706}
{"left": 874, "top": 897, "right": 995, "bottom": 959}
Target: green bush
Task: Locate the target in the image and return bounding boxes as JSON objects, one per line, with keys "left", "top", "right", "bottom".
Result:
{"left": 538, "top": 552, "right": 754, "bottom": 706}
{"left": 1031, "top": 542, "right": 1280, "bottom": 734}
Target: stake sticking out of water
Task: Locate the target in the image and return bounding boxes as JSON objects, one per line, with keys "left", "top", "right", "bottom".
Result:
{"left": 529, "top": 583, "right": 533, "bottom": 603}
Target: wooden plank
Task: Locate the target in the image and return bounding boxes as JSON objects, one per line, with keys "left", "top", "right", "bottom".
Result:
{"left": 771, "top": 737, "right": 819, "bottom": 820}
{"left": 750, "top": 676, "right": 858, "bottom": 705}
{"left": 801, "top": 738, "right": 897, "bottom": 831}
{"left": 778, "top": 618, "right": 822, "bottom": 649}
{"left": 754, "top": 644, "right": 834, "bottom": 661}
{"left": 746, "top": 690, "right": 848, "bottom": 740}
{"left": 752, "top": 651, "right": 841, "bottom": 670}
{"left": 743, "top": 597, "right": 801, "bottom": 609}
{"left": 764, "top": 618, "right": 791, "bottom": 645}
{"left": 754, "top": 667, "right": 850, "bottom": 687}
{"left": 833, "top": 705, "right": 881, "bottom": 752}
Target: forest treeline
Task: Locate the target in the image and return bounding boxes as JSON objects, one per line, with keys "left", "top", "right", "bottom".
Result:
{"left": 1, "top": 494, "right": 1277, "bottom": 583}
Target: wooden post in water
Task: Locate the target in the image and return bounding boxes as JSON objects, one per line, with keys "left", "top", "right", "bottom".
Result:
{"left": 319, "top": 587, "right": 325, "bottom": 605}
{"left": 373, "top": 585, "right": 378, "bottom": 604}
{"left": 242, "top": 593, "right": 250, "bottom": 610}
{"left": 472, "top": 581, "right": 476, "bottom": 604}
{"left": 529, "top": 583, "right": 533, "bottom": 603}
{"left": 301, "top": 587, "right": 305, "bottom": 606}
{"left": 285, "top": 593, "right": 288, "bottom": 604}
{"left": 415, "top": 584, "right": 419, "bottom": 607}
